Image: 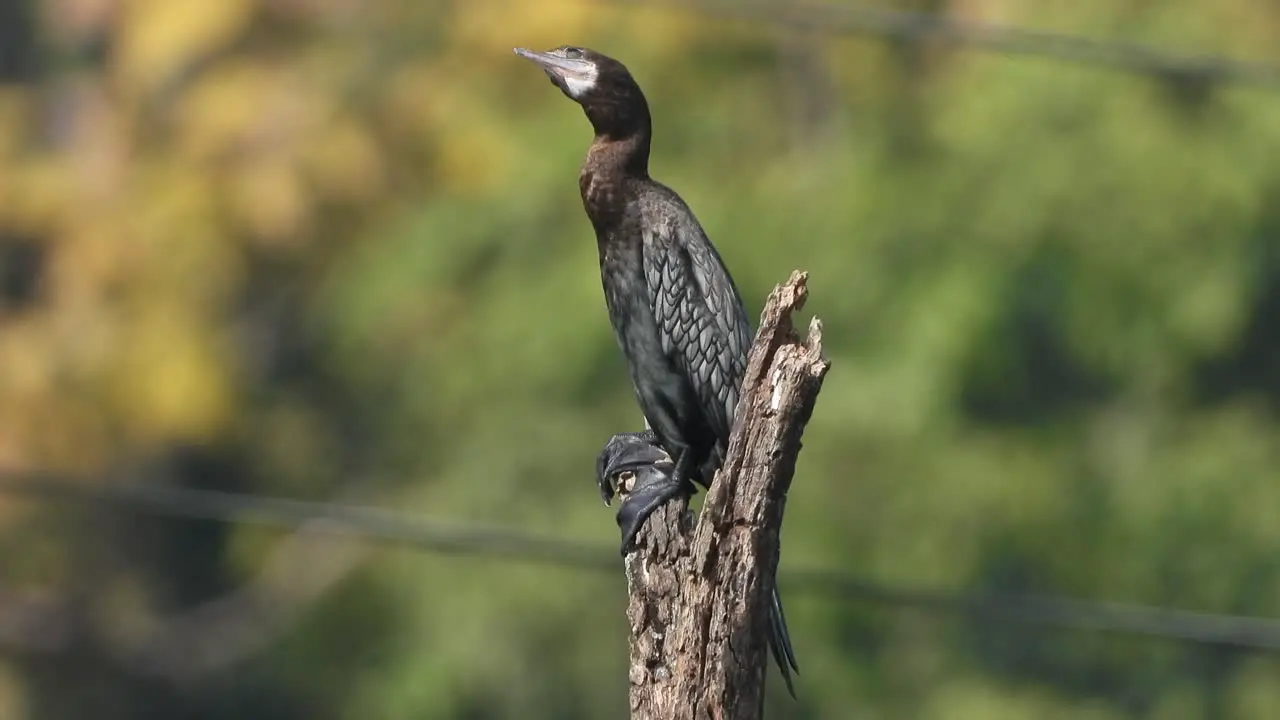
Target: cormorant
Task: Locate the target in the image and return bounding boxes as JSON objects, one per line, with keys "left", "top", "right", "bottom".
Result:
{"left": 515, "top": 45, "right": 799, "bottom": 696}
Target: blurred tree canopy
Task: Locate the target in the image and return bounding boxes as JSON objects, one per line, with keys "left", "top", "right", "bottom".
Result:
{"left": 2, "top": 0, "right": 1280, "bottom": 717}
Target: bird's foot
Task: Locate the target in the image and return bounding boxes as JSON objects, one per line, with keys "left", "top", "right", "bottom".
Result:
{"left": 595, "top": 429, "right": 662, "bottom": 506}
{"left": 616, "top": 474, "right": 688, "bottom": 554}
{"left": 616, "top": 448, "right": 695, "bottom": 554}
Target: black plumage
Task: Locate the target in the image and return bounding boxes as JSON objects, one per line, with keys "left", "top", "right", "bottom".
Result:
{"left": 515, "top": 45, "right": 799, "bottom": 696}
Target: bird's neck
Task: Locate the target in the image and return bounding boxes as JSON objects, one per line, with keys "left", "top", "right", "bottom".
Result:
{"left": 579, "top": 131, "right": 650, "bottom": 233}
{"left": 585, "top": 126, "right": 650, "bottom": 178}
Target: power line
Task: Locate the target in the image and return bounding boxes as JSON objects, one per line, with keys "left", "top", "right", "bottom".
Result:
{"left": 3, "top": 472, "right": 1280, "bottom": 652}
{"left": 785, "top": 569, "right": 1280, "bottom": 650}
{"left": 613, "top": 0, "right": 1280, "bottom": 91}
{"left": 0, "top": 472, "right": 615, "bottom": 571}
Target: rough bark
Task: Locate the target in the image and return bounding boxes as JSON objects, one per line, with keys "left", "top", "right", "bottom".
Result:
{"left": 624, "top": 270, "right": 830, "bottom": 720}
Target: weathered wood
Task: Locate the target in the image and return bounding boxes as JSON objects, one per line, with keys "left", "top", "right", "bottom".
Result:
{"left": 624, "top": 270, "right": 830, "bottom": 720}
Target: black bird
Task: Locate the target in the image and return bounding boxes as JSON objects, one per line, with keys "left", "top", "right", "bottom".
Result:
{"left": 515, "top": 45, "right": 799, "bottom": 696}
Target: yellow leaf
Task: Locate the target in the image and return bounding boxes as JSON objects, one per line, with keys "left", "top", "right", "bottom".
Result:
{"left": 108, "top": 306, "right": 233, "bottom": 442}
{"left": 117, "top": 0, "right": 255, "bottom": 97}
{"left": 450, "top": 0, "right": 603, "bottom": 52}
{"left": 301, "top": 116, "right": 385, "bottom": 204}
{"left": 176, "top": 62, "right": 301, "bottom": 161}
{"left": 4, "top": 158, "right": 72, "bottom": 235}
{"left": 226, "top": 155, "right": 311, "bottom": 244}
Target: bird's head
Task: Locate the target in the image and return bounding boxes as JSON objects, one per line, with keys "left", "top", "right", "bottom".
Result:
{"left": 514, "top": 45, "right": 650, "bottom": 139}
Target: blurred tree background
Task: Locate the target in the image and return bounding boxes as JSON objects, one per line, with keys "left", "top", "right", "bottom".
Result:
{"left": 2, "top": 0, "right": 1280, "bottom": 717}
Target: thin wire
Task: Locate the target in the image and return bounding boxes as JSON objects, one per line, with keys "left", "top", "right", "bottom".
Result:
{"left": 3, "top": 473, "right": 1280, "bottom": 651}
{"left": 610, "top": 0, "right": 1280, "bottom": 90}
{"left": 0, "top": 472, "right": 615, "bottom": 571}
{"left": 786, "top": 570, "right": 1280, "bottom": 649}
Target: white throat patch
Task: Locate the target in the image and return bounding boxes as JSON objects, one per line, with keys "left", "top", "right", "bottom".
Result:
{"left": 563, "top": 65, "right": 598, "bottom": 99}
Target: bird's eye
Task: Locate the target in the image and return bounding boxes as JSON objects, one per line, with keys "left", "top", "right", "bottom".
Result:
{"left": 563, "top": 46, "right": 584, "bottom": 59}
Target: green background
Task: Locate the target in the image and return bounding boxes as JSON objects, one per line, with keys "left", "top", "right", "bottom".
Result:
{"left": 1, "top": 0, "right": 1279, "bottom": 717}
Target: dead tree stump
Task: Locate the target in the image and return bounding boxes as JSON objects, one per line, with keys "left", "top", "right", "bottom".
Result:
{"left": 623, "top": 270, "right": 830, "bottom": 720}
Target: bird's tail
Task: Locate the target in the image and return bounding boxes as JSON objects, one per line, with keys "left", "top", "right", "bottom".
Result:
{"left": 767, "top": 582, "right": 800, "bottom": 698}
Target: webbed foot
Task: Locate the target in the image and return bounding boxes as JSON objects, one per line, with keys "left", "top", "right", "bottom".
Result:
{"left": 594, "top": 429, "right": 661, "bottom": 505}
{"left": 616, "top": 471, "right": 687, "bottom": 553}
{"left": 595, "top": 430, "right": 698, "bottom": 554}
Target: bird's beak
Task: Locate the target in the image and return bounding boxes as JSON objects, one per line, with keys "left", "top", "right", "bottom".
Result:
{"left": 513, "top": 47, "right": 593, "bottom": 80}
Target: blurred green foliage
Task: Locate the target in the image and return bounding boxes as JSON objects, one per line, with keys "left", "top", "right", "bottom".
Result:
{"left": 2, "top": 0, "right": 1280, "bottom": 717}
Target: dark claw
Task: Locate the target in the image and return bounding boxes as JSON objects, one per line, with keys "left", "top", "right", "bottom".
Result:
{"left": 595, "top": 429, "right": 662, "bottom": 506}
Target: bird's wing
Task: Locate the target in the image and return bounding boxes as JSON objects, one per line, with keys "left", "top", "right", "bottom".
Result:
{"left": 645, "top": 220, "right": 753, "bottom": 446}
